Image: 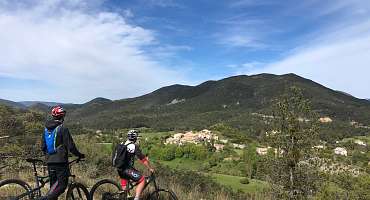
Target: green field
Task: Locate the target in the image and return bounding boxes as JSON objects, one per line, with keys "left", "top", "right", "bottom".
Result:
{"left": 210, "top": 173, "right": 269, "bottom": 193}
{"left": 159, "top": 158, "right": 203, "bottom": 171}
{"left": 341, "top": 135, "right": 370, "bottom": 145}
{"left": 96, "top": 142, "right": 113, "bottom": 151}
{"left": 159, "top": 158, "right": 269, "bottom": 194}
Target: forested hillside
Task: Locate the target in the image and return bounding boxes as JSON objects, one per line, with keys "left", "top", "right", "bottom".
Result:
{"left": 63, "top": 73, "right": 370, "bottom": 141}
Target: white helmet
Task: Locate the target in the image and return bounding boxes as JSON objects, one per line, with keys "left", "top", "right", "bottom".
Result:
{"left": 127, "top": 129, "right": 139, "bottom": 141}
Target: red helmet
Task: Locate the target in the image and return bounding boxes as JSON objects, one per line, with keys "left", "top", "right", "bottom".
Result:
{"left": 51, "top": 106, "right": 66, "bottom": 118}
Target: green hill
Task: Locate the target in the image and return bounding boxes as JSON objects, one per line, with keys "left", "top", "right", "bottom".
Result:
{"left": 2, "top": 73, "right": 369, "bottom": 140}
{"left": 0, "top": 99, "right": 26, "bottom": 109}
{"left": 63, "top": 73, "right": 369, "bottom": 139}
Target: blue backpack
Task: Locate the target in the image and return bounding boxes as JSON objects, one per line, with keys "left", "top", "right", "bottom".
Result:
{"left": 44, "top": 125, "right": 61, "bottom": 155}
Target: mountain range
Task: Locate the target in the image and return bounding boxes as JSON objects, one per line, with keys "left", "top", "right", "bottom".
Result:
{"left": 1, "top": 73, "right": 370, "bottom": 135}
{"left": 65, "top": 73, "right": 370, "bottom": 133}
{"left": 0, "top": 99, "right": 62, "bottom": 109}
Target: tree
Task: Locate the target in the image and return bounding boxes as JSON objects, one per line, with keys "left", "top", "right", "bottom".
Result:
{"left": 162, "top": 145, "right": 176, "bottom": 161}
{"left": 175, "top": 146, "right": 184, "bottom": 158}
{"left": 267, "top": 87, "right": 321, "bottom": 199}
{"left": 0, "top": 105, "right": 23, "bottom": 136}
{"left": 243, "top": 144, "right": 257, "bottom": 179}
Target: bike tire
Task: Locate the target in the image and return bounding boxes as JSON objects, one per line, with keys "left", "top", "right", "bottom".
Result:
{"left": 66, "top": 182, "right": 90, "bottom": 200}
{"left": 0, "top": 179, "right": 33, "bottom": 199}
{"left": 89, "top": 179, "right": 122, "bottom": 200}
{"left": 149, "top": 189, "right": 178, "bottom": 200}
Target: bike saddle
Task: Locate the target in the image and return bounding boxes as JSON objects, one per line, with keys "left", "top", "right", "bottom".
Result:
{"left": 26, "top": 158, "right": 44, "bottom": 163}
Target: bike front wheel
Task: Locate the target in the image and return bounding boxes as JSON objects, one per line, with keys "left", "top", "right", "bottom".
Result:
{"left": 89, "top": 179, "right": 123, "bottom": 200}
{"left": 0, "top": 179, "right": 33, "bottom": 200}
{"left": 66, "top": 182, "right": 90, "bottom": 200}
{"left": 149, "top": 189, "right": 178, "bottom": 200}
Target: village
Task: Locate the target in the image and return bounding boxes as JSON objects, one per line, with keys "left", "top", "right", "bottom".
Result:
{"left": 164, "top": 129, "right": 246, "bottom": 151}
{"left": 162, "top": 128, "right": 368, "bottom": 157}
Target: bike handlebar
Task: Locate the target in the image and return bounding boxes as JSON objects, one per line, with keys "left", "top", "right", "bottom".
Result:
{"left": 26, "top": 158, "right": 44, "bottom": 164}
{"left": 24, "top": 157, "right": 84, "bottom": 166}
{"left": 68, "top": 158, "right": 85, "bottom": 165}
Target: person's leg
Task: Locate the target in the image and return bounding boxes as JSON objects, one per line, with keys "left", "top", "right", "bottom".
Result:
{"left": 120, "top": 178, "right": 128, "bottom": 190}
{"left": 134, "top": 179, "right": 145, "bottom": 200}
{"left": 45, "top": 164, "right": 69, "bottom": 200}
{"left": 48, "top": 165, "right": 58, "bottom": 188}
{"left": 118, "top": 168, "right": 129, "bottom": 190}
{"left": 34, "top": 165, "right": 58, "bottom": 200}
{"left": 123, "top": 168, "right": 144, "bottom": 200}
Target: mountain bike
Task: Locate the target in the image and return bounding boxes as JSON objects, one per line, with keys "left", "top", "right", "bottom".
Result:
{"left": 0, "top": 158, "right": 90, "bottom": 200}
{"left": 90, "top": 172, "right": 177, "bottom": 200}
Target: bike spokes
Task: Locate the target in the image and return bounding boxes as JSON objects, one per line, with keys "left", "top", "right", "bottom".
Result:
{"left": 0, "top": 182, "right": 32, "bottom": 200}
{"left": 68, "top": 185, "right": 89, "bottom": 200}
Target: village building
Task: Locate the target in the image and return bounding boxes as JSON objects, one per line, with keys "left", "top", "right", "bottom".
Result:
{"left": 232, "top": 143, "right": 246, "bottom": 149}
{"left": 214, "top": 144, "right": 225, "bottom": 151}
{"left": 334, "top": 147, "right": 348, "bottom": 156}
{"left": 219, "top": 139, "right": 228, "bottom": 144}
{"left": 165, "top": 129, "right": 219, "bottom": 145}
{"left": 313, "top": 145, "right": 325, "bottom": 149}
{"left": 256, "top": 147, "right": 271, "bottom": 155}
{"left": 319, "top": 117, "right": 333, "bottom": 123}
{"left": 354, "top": 140, "right": 367, "bottom": 146}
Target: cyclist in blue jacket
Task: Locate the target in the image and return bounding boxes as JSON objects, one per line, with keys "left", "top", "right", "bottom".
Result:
{"left": 39, "top": 106, "right": 85, "bottom": 200}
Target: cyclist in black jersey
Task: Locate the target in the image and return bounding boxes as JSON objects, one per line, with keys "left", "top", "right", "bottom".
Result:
{"left": 117, "top": 130, "right": 154, "bottom": 200}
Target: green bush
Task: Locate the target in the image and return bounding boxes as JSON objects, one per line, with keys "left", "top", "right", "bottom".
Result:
{"left": 240, "top": 177, "right": 250, "bottom": 185}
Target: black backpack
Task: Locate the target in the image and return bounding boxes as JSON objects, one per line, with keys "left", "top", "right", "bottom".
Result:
{"left": 112, "top": 143, "right": 131, "bottom": 168}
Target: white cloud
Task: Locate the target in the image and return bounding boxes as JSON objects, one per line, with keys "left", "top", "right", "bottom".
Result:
{"left": 0, "top": 0, "right": 188, "bottom": 103}
{"left": 215, "top": 18, "right": 269, "bottom": 49}
{"left": 229, "top": 61, "right": 264, "bottom": 75}
{"left": 220, "top": 34, "right": 265, "bottom": 49}
{"left": 229, "top": 0, "right": 277, "bottom": 8}
{"left": 247, "top": 20, "right": 370, "bottom": 99}
{"left": 143, "top": 0, "right": 183, "bottom": 8}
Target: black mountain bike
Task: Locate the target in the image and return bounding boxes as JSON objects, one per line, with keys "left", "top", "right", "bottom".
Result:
{"left": 0, "top": 158, "right": 90, "bottom": 200}
{"left": 90, "top": 172, "right": 177, "bottom": 200}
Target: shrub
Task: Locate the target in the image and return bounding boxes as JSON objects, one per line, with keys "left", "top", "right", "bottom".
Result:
{"left": 240, "top": 177, "right": 250, "bottom": 185}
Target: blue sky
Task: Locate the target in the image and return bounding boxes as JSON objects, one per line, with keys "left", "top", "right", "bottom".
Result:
{"left": 0, "top": 0, "right": 369, "bottom": 103}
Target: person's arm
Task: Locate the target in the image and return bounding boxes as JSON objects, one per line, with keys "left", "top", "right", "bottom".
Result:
{"left": 62, "top": 127, "right": 84, "bottom": 158}
{"left": 136, "top": 145, "right": 154, "bottom": 172}
{"left": 140, "top": 157, "right": 154, "bottom": 172}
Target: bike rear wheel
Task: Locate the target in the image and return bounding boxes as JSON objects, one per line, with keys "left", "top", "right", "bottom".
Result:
{"left": 0, "top": 179, "right": 33, "bottom": 200}
{"left": 90, "top": 179, "right": 123, "bottom": 200}
{"left": 149, "top": 189, "right": 178, "bottom": 200}
{"left": 66, "top": 182, "right": 90, "bottom": 200}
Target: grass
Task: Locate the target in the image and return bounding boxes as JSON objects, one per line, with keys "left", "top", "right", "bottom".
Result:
{"left": 340, "top": 135, "right": 370, "bottom": 145}
{"left": 210, "top": 173, "right": 269, "bottom": 193}
{"left": 158, "top": 158, "right": 203, "bottom": 171}
{"left": 355, "top": 135, "right": 370, "bottom": 144}
{"left": 234, "top": 149, "right": 244, "bottom": 156}
{"left": 140, "top": 131, "right": 175, "bottom": 139}
{"left": 96, "top": 142, "right": 113, "bottom": 152}
{"left": 158, "top": 158, "right": 269, "bottom": 195}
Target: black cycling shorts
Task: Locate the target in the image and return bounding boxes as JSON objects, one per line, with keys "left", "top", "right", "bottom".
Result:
{"left": 117, "top": 168, "right": 143, "bottom": 182}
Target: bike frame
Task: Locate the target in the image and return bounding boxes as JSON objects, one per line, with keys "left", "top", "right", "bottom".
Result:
{"left": 11, "top": 158, "right": 82, "bottom": 200}
{"left": 122, "top": 172, "right": 159, "bottom": 198}
{"left": 31, "top": 160, "right": 49, "bottom": 197}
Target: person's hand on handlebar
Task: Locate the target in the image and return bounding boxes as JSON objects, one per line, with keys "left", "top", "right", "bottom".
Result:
{"left": 78, "top": 153, "right": 85, "bottom": 159}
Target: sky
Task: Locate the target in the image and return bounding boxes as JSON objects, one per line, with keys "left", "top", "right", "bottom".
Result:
{"left": 0, "top": 0, "right": 369, "bottom": 103}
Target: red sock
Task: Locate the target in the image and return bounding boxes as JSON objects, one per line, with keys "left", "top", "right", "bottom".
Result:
{"left": 120, "top": 179, "right": 127, "bottom": 189}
